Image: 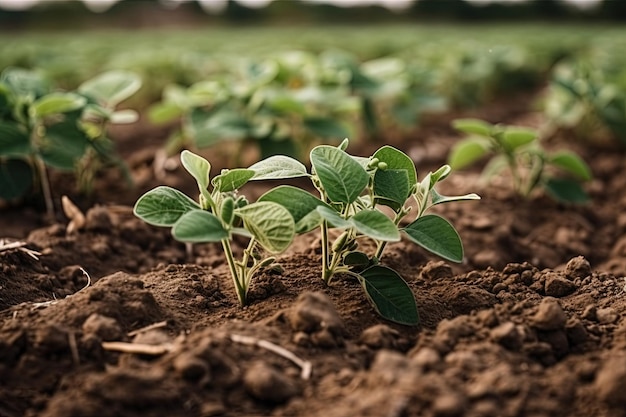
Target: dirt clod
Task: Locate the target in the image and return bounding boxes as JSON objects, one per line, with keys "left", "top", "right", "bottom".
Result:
{"left": 287, "top": 291, "right": 345, "bottom": 347}
{"left": 243, "top": 361, "right": 300, "bottom": 403}
{"left": 531, "top": 298, "right": 567, "bottom": 331}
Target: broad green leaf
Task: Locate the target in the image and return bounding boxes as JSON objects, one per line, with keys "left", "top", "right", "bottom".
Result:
{"left": 303, "top": 117, "right": 350, "bottom": 139}
{"left": 403, "top": 214, "right": 463, "bottom": 262}
{"left": 212, "top": 168, "right": 255, "bottom": 192}
{"left": 258, "top": 185, "right": 327, "bottom": 233}
{"left": 180, "top": 150, "right": 211, "bottom": 199}
{"left": 343, "top": 251, "right": 370, "bottom": 267}
{"left": 372, "top": 145, "right": 417, "bottom": 189}
{"left": 32, "top": 93, "right": 86, "bottom": 117}
{"left": 0, "top": 158, "right": 33, "bottom": 200}
{"left": 448, "top": 138, "right": 489, "bottom": 170}
{"left": 316, "top": 205, "right": 351, "bottom": 229}
{"left": 78, "top": 70, "right": 141, "bottom": 107}
{"left": 310, "top": 145, "right": 368, "bottom": 204}
{"left": 543, "top": 177, "right": 589, "bottom": 204}
{"left": 133, "top": 186, "right": 200, "bottom": 226}
{"left": 350, "top": 209, "right": 400, "bottom": 242}
{"left": 39, "top": 119, "right": 90, "bottom": 170}
{"left": 149, "top": 101, "right": 184, "bottom": 124}
{"left": 359, "top": 265, "right": 419, "bottom": 325}
{"left": 192, "top": 108, "right": 251, "bottom": 147}
{"left": 430, "top": 188, "right": 481, "bottom": 206}
{"left": 373, "top": 169, "right": 410, "bottom": 210}
{"left": 0, "top": 122, "right": 30, "bottom": 157}
{"left": 235, "top": 201, "right": 295, "bottom": 253}
{"left": 452, "top": 118, "right": 493, "bottom": 137}
{"left": 501, "top": 128, "right": 537, "bottom": 151}
{"left": 1, "top": 67, "right": 48, "bottom": 98}
{"left": 172, "top": 210, "right": 229, "bottom": 243}
{"left": 549, "top": 151, "right": 592, "bottom": 181}
{"left": 249, "top": 155, "right": 308, "bottom": 180}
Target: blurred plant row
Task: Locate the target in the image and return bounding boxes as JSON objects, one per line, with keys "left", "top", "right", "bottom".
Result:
{"left": 1, "top": 26, "right": 625, "bottom": 207}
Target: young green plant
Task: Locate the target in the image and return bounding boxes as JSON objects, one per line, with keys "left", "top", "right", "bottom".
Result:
{"left": 449, "top": 118, "right": 592, "bottom": 203}
{"left": 133, "top": 150, "right": 296, "bottom": 307}
{"left": 0, "top": 68, "right": 141, "bottom": 215}
{"left": 249, "top": 139, "right": 480, "bottom": 325}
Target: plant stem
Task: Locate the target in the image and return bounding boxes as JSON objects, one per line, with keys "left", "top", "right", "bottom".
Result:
{"left": 36, "top": 156, "right": 54, "bottom": 220}
{"left": 320, "top": 220, "right": 332, "bottom": 284}
{"left": 241, "top": 237, "right": 257, "bottom": 289}
{"left": 221, "top": 239, "right": 247, "bottom": 306}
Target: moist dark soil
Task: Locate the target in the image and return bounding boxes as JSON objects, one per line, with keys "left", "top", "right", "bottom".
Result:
{"left": 2, "top": 91, "right": 626, "bottom": 417}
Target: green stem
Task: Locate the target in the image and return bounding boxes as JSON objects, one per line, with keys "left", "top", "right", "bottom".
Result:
{"left": 221, "top": 239, "right": 247, "bottom": 306}
{"left": 35, "top": 156, "right": 54, "bottom": 220}
{"left": 374, "top": 209, "right": 405, "bottom": 260}
{"left": 241, "top": 237, "right": 257, "bottom": 289}
{"left": 320, "top": 220, "right": 332, "bottom": 284}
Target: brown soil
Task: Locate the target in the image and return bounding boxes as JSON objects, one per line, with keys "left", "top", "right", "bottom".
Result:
{"left": 2, "top": 92, "right": 626, "bottom": 417}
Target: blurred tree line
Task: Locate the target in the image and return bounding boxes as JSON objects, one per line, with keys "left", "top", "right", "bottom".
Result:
{"left": 0, "top": 0, "right": 625, "bottom": 30}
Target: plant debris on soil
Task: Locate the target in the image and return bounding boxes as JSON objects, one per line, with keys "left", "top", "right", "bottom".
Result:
{"left": 1, "top": 94, "right": 626, "bottom": 417}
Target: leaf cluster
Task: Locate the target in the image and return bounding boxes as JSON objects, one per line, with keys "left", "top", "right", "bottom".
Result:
{"left": 544, "top": 60, "right": 626, "bottom": 147}
{"left": 134, "top": 142, "right": 479, "bottom": 325}
{"left": 134, "top": 151, "right": 297, "bottom": 306}
{"left": 0, "top": 68, "right": 141, "bottom": 210}
{"left": 449, "top": 118, "right": 592, "bottom": 203}
{"left": 147, "top": 50, "right": 447, "bottom": 161}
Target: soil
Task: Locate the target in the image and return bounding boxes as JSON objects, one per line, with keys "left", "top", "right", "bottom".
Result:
{"left": 2, "top": 90, "right": 626, "bottom": 417}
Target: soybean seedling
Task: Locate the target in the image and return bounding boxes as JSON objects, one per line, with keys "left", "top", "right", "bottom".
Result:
{"left": 449, "top": 118, "right": 592, "bottom": 203}
{"left": 134, "top": 150, "right": 296, "bottom": 306}
{"left": 248, "top": 139, "right": 480, "bottom": 325}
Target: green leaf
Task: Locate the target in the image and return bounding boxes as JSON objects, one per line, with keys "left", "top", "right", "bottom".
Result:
{"left": 180, "top": 150, "right": 211, "bottom": 202}
{"left": 0, "top": 158, "right": 33, "bottom": 200}
{"left": 39, "top": 119, "right": 90, "bottom": 170}
{"left": 543, "top": 177, "right": 589, "bottom": 203}
{"left": 452, "top": 118, "right": 493, "bottom": 136}
{"left": 343, "top": 251, "right": 370, "bottom": 267}
{"left": 429, "top": 165, "right": 452, "bottom": 188}
{"left": 350, "top": 209, "right": 400, "bottom": 242}
{"left": 316, "top": 205, "right": 351, "bottom": 229}
{"left": 549, "top": 151, "right": 592, "bottom": 181}
{"left": 148, "top": 101, "right": 184, "bottom": 124}
{"left": 359, "top": 265, "right": 419, "bottom": 325}
{"left": 212, "top": 168, "right": 255, "bottom": 192}
{"left": 501, "top": 128, "right": 537, "bottom": 150}
{"left": 134, "top": 186, "right": 200, "bottom": 226}
{"left": 259, "top": 185, "right": 327, "bottom": 233}
{"left": 32, "top": 92, "right": 86, "bottom": 117}
{"left": 172, "top": 210, "right": 229, "bottom": 243}
{"left": 403, "top": 214, "right": 463, "bottom": 263}
{"left": 372, "top": 145, "right": 417, "bottom": 189}
{"left": 1, "top": 67, "right": 49, "bottom": 98}
{"left": 430, "top": 188, "right": 481, "bottom": 206}
{"left": 303, "top": 117, "right": 350, "bottom": 139}
{"left": 235, "top": 201, "right": 295, "bottom": 253}
{"left": 78, "top": 70, "right": 141, "bottom": 107}
{"left": 249, "top": 155, "right": 308, "bottom": 180}
{"left": 0, "top": 122, "right": 30, "bottom": 157}
{"left": 310, "top": 145, "right": 368, "bottom": 204}
{"left": 373, "top": 169, "right": 410, "bottom": 210}
{"left": 448, "top": 138, "right": 489, "bottom": 170}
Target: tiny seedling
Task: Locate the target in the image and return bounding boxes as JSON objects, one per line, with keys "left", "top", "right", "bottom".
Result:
{"left": 249, "top": 139, "right": 479, "bottom": 325}
{"left": 133, "top": 150, "right": 296, "bottom": 307}
{"left": 449, "top": 118, "right": 592, "bottom": 203}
